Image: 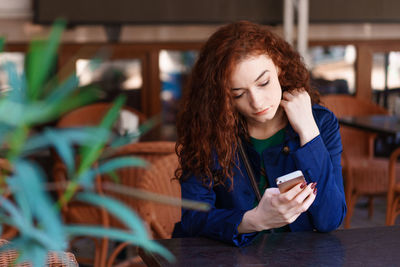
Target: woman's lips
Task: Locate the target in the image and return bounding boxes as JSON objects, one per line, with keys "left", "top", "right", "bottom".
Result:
{"left": 254, "top": 107, "right": 270, "bottom": 115}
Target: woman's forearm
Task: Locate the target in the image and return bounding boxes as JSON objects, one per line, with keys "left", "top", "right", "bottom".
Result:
{"left": 238, "top": 208, "right": 261, "bottom": 233}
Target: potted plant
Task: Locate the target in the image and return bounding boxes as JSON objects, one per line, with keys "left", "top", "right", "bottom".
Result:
{"left": 0, "top": 19, "right": 206, "bottom": 265}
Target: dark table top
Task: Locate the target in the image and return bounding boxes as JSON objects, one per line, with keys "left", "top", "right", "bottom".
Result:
{"left": 339, "top": 115, "right": 400, "bottom": 138}
{"left": 140, "top": 226, "right": 400, "bottom": 267}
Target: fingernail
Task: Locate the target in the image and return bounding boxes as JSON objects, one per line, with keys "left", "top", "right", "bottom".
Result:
{"left": 311, "top": 182, "right": 317, "bottom": 189}
{"left": 313, "top": 187, "right": 317, "bottom": 195}
{"left": 300, "top": 182, "right": 307, "bottom": 189}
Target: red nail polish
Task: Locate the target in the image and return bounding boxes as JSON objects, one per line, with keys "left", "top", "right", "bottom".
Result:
{"left": 311, "top": 183, "right": 317, "bottom": 189}
{"left": 300, "top": 182, "right": 306, "bottom": 189}
{"left": 313, "top": 187, "right": 317, "bottom": 195}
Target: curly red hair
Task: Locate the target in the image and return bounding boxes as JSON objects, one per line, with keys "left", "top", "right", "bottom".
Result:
{"left": 175, "top": 21, "right": 319, "bottom": 188}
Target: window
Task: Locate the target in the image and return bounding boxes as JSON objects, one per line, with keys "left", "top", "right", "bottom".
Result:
{"left": 75, "top": 58, "right": 142, "bottom": 110}
{"left": 371, "top": 51, "right": 400, "bottom": 112}
{"left": 159, "top": 50, "right": 198, "bottom": 140}
{"left": 0, "top": 52, "right": 25, "bottom": 93}
{"left": 309, "top": 45, "right": 356, "bottom": 95}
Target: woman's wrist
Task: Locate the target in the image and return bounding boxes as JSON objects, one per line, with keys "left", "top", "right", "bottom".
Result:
{"left": 238, "top": 208, "right": 267, "bottom": 233}
{"left": 299, "top": 124, "right": 320, "bottom": 146}
{"left": 238, "top": 208, "right": 258, "bottom": 233}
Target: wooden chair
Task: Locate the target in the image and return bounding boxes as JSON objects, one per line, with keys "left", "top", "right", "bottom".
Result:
{"left": 53, "top": 140, "right": 180, "bottom": 267}
{"left": 386, "top": 147, "right": 400, "bottom": 225}
{"left": 54, "top": 102, "right": 148, "bottom": 266}
{"left": 102, "top": 141, "right": 180, "bottom": 267}
{"left": 0, "top": 158, "right": 18, "bottom": 240}
{"left": 321, "top": 94, "right": 400, "bottom": 228}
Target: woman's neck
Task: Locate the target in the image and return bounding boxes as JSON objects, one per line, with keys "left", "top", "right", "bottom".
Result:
{"left": 248, "top": 107, "right": 287, "bottom": 139}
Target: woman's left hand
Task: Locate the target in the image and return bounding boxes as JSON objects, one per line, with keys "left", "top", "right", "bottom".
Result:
{"left": 280, "top": 89, "right": 320, "bottom": 146}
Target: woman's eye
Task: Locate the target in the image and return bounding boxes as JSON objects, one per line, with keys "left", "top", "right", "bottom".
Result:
{"left": 260, "top": 80, "right": 270, "bottom": 87}
{"left": 233, "top": 93, "right": 244, "bottom": 99}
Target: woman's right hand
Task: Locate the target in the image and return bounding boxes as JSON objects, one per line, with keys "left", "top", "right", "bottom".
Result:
{"left": 238, "top": 182, "right": 317, "bottom": 233}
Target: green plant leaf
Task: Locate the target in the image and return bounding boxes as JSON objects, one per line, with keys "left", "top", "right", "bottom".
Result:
{"left": 109, "top": 115, "right": 161, "bottom": 148}
{"left": 97, "top": 157, "right": 147, "bottom": 173}
{"left": 46, "top": 72, "right": 79, "bottom": 103}
{"left": 0, "top": 83, "right": 98, "bottom": 129}
{"left": 30, "top": 245, "right": 48, "bottom": 267}
{"left": 48, "top": 55, "right": 102, "bottom": 99}
{"left": 65, "top": 225, "right": 174, "bottom": 262}
{"left": 4, "top": 225, "right": 60, "bottom": 253}
{"left": 137, "top": 115, "right": 161, "bottom": 137}
{"left": 18, "top": 241, "right": 47, "bottom": 267}
{"left": 25, "top": 226, "right": 64, "bottom": 249}
{"left": 6, "top": 125, "right": 29, "bottom": 161}
{"left": 0, "top": 102, "right": 26, "bottom": 129}
{"left": 72, "top": 169, "right": 96, "bottom": 189}
{"left": 22, "top": 127, "right": 108, "bottom": 152}
{"left": 43, "top": 129, "right": 75, "bottom": 174}
{"left": 11, "top": 186, "right": 33, "bottom": 225}
{"left": 23, "top": 86, "right": 100, "bottom": 125}
{"left": 0, "top": 196, "right": 26, "bottom": 229}
{"left": 22, "top": 127, "right": 108, "bottom": 180}
{"left": 10, "top": 160, "right": 66, "bottom": 250}
{"left": 25, "top": 127, "right": 109, "bottom": 149}
{"left": 26, "top": 19, "right": 65, "bottom": 100}
{"left": 0, "top": 37, "right": 4, "bottom": 52}
{"left": 0, "top": 214, "right": 22, "bottom": 234}
{"left": 107, "top": 170, "right": 120, "bottom": 183}
{"left": 78, "top": 157, "right": 147, "bottom": 188}
{"left": 76, "top": 192, "right": 147, "bottom": 237}
{"left": 78, "top": 95, "right": 125, "bottom": 173}
{"left": 51, "top": 85, "right": 101, "bottom": 115}
{"left": 108, "top": 131, "right": 140, "bottom": 148}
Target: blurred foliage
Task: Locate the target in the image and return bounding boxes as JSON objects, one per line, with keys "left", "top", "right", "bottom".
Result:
{"left": 0, "top": 19, "right": 176, "bottom": 265}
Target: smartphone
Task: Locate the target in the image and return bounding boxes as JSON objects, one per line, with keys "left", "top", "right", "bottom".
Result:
{"left": 275, "top": 170, "right": 306, "bottom": 193}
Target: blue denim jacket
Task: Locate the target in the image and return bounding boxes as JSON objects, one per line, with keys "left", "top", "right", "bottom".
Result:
{"left": 173, "top": 104, "right": 347, "bottom": 247}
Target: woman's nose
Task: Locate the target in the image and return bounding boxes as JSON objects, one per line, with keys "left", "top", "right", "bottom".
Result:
{"left": 249, "top": 90, "right": 263, "bottom": 109}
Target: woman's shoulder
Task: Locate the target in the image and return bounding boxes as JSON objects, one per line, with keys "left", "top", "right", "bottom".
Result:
{"left": 311, "top": 103, "right": 342, "bottom": 152}
{"left": 312, "top": 103, "right": 338, "bottom": 123}
{"left": 311, "top": 103, "right": 340, "bottom": 136}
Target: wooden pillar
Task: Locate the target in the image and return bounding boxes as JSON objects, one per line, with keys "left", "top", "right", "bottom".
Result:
{"left": 143, "top": 49, "right": 161, "bottom": 117}
{"left": 355, "top": 44, "right": 373, "bottom": 101}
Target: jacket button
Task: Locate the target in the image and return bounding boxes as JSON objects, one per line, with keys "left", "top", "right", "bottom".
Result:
{"left": 282, "top": 146, "right": 290, "bottom": 154}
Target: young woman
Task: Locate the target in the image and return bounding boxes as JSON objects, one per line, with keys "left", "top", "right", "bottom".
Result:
{"left": 173, "top": 21, "right": 346, "bottom": 247}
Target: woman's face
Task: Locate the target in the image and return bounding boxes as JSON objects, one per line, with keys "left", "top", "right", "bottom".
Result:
{"left": 230, "top": 54, "right": 282, "bottom": 126}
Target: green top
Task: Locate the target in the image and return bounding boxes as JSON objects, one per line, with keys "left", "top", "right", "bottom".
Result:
{"left": 250, "top": 129, "right": 290, "bottom": 233}
{"left": 250, "top": 129, "right": 285, "bottom": 196}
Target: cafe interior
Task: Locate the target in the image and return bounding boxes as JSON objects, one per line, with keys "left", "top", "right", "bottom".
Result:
{"left": 1, "top": 0, "right": 400, "bottom": 266}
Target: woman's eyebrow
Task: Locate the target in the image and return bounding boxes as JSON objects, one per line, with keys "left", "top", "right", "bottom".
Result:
{"left": 231, "top": 69, "right": 270, "bottom": 90}
{"left": 254, "top": 69, "right": 269, "bottom": 82}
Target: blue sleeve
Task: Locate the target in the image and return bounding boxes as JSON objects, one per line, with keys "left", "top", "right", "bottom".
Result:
{"left": 291, "top": 108, "right": 347, "bottom": 232}
{"left": 180, "top": 176, "right": 258, "bottom": 247}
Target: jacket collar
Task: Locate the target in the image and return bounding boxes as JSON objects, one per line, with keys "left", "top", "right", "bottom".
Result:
{"left": 241, "top": 123, "right": 300, "bottom": 166}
